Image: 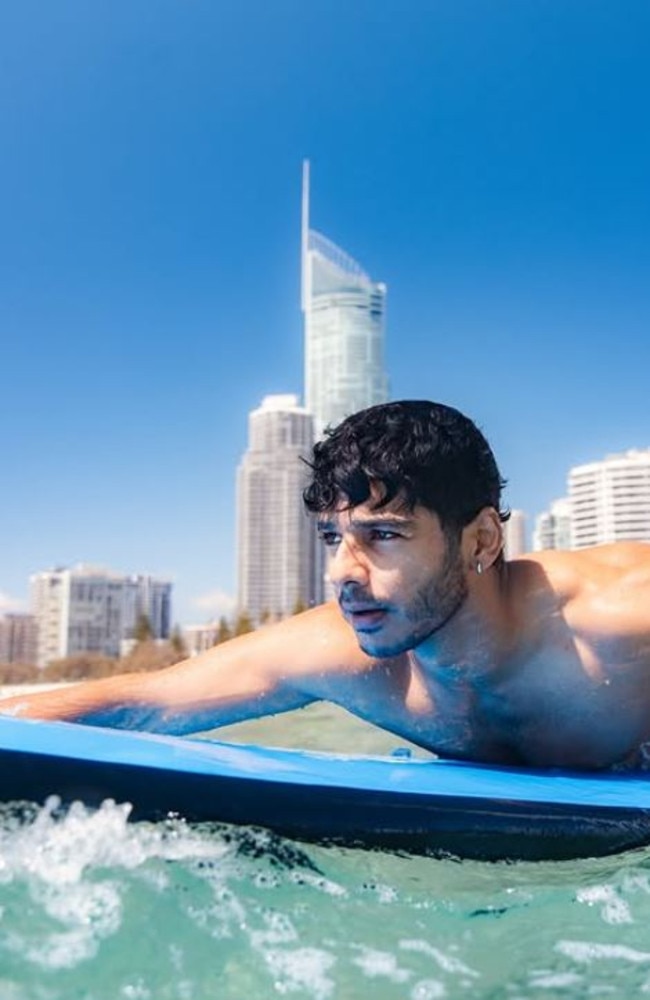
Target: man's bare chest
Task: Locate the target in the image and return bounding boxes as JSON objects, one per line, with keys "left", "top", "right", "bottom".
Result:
{"left": 362, "top": 646, "right": 650, "bottom": 769}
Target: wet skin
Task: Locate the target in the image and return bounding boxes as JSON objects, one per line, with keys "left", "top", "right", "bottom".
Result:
{"left": 314, "top": 499, "right": 650, "bottom": 768}
{"left": 3, "top": 498, "right": 650, "bottom": 770}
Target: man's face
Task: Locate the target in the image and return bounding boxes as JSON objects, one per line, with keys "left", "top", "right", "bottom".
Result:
{"left": 318, "top": 493, "right": 469, "bottom": 657}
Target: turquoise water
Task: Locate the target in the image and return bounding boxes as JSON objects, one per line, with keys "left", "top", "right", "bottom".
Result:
{"left": 2, "top": 704, "right": 650, "bottom": 998}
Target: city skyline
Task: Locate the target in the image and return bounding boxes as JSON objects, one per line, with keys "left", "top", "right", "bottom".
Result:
{"left": 1, "top": 4, "right": 649, "bottom": 627}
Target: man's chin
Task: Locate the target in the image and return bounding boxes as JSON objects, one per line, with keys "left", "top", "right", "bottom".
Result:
{"left": 356, "top": 634, "right": 412, "bottom": 659}
{"left": 356, "top": 621, "right": 441, "bottom": 659}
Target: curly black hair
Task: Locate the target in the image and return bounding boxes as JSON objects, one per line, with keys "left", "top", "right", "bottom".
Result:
{"left": 303, "top": 400, "right": 509, "bottom": 535}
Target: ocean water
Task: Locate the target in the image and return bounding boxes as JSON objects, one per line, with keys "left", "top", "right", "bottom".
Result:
{"left": 2, "top": 699, "right": 650, "bottom": 999}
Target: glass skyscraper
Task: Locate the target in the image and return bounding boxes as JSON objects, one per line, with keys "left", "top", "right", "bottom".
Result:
{"left": 235, "top": 166, "right": 390, "bottom": 618}
{"left": 301, "top": 160, "right": 388, "bottom": 437}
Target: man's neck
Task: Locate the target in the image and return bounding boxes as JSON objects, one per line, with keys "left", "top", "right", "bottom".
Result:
{"left": 413, "top": 565, "right": 518, "bottom": 681}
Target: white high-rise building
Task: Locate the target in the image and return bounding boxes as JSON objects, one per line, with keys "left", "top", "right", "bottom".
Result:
{"left": 127, "top": 575, "right": 172, "bottom": 640}
{"left": 569, "top": 450, "right": 650, "bottom": 549}
{"left": 301, "top": 160, "right": 389, "bottom": 437}
{"left": 533, "top": 498, "right": 573, "bottom": 551}
{"left": 182, "top": 624, "right": 219, "bottom": 658}
{"left": 503, "top": 509, "right": 527, "bottom": 559}
{"left": 236, "top": 395, "right": 316, "bottom": 624}
{"left": 30, "top": 565, "right": 172, "bottom": 667}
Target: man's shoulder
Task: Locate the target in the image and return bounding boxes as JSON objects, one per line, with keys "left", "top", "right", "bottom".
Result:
{"left": 506, "top": 543, "right": 650, "bottom": 618}
{"left": 518, "top": 543, "right": 650, "bottom": 638}
{"left": 513, "top": 543, "right": 650, "bottom": 584}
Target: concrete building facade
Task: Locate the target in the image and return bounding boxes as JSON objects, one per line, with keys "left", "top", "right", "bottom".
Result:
{"left": 569, "top": 449, "right": 650, "bottom": 549}
{"left": 236, "top": 395, "right": 316, "bottom": 624}
{"left": 0, "top": 613, "right": 38, "bottom": 665}
{"left": 30, "top": 565, "right": 172, "bottom": 667}
{"left": 503, "top": 509, "right": 527, "bottom": 559}
{"left": 532, "top": 498, "right": 573, "bottom": 551}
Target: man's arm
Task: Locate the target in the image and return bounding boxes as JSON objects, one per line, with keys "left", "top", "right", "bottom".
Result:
{"left": 0, "top": 602, "right": 372, "bottom": 733}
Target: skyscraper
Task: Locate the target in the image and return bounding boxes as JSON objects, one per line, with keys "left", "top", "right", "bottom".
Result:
{"left": 569, "top": 449, "right": 650, "bottom": 549}
{"left": 236, "top": 395, "right": 315, "bottom": 623}
{"left": 301, "top": 160, "right": 389, "bottom": 437}
{"left": 503, "top": 509, "right": 527, "bottom": 559}
{"left": 532, "top": 498, "right": 572, "bottom": 551}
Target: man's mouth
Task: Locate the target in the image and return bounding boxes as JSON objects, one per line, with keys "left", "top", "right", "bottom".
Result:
{"left": 340, "top": 604, "right": 388, "bottom": 630}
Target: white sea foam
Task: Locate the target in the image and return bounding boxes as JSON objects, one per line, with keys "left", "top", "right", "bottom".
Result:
{"left": 120, "top": 980, "right": 152, "bottom": 999}
{"left": 288, "top": 869, "right": 347, "bottom": 897}
{"left": 410, "top": 980, "right": 446, "bottom": 1000}
{"left": 557, "top": 940, "right": 650, "bottom": 964}
{"left": 0, "top": 797, "right": 229, "bottom": 881}
{"left": 0, "top": 982, "right": 59, "bottom": 1000}
{"left": 0, "top": 797, "right": 232, "bottom": 971}
{"left": 366, "top": 881, "right": 398, "bottom": 903}
{"left": 528, "top": 970, "right": 584, "bottom": 988}
{"left": 400, "top": 938, "right": 478, "bottom": 979}
{"left": 576, "top": 884, "right": 633, "bottom": 924}
{"left": 3, "top": 791, "right": 650, "bottom": 997}
{"left": 351, "top": 945, "right": 411, "bottom": 982}
{"left": 262, "top": 947, "right": 336, "bottom": 1000}
{"left": 250, "top": 908, "right": 299, "bottom": 947}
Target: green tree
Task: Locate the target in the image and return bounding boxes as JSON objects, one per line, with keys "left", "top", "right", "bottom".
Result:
{"left": 233, "top": 611, "right": 254, "bottom": 636}
{"left": 134, "top": 614, "right": 153, "bottom": 643}
{"left": 120, "top": 640, "right": 185, "bottom": 674}
{"left": 213, "top": 617, "right": 232, "bottom": 645}
{"left": 169, "top": 626, "right": 186, "bottom": 656}
{"left": 43, "top": 653, "right": 116, "bottom": 681}
{"left": 291, "top": 598, "right": 307, "bottom": 616}
{"left": 0, "top": 661, "right": 40, "bottom": 685}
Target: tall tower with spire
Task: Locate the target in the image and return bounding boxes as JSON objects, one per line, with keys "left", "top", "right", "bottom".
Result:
{"left": 301, "top": 160, "right": 388, "bottom": 438}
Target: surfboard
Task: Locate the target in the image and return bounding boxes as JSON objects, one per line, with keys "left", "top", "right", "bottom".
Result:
{"left": 0, "top": 714, "right": 649, "bottom": 861}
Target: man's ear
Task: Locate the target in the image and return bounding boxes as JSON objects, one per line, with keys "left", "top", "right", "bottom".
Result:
{"left": 470, "top": 507, "right": 504, "bottom": 571}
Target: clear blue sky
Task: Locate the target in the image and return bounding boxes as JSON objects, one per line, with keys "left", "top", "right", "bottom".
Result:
{"left": 1, "top": 1, "right": 649, "bottom": 626}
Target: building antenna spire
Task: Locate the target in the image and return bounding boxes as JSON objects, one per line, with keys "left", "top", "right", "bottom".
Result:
{"left": 301, "top": 159, "right": 310, "bottom": 312}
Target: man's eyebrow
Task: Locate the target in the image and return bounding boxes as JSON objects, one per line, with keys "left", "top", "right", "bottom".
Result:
{"left": 352, "top": 516, "right": 414, "bottom": 529}
{"left": 317, "top": 514, "right": 415, "bottom": 531}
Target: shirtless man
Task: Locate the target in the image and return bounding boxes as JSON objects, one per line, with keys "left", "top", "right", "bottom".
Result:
{"left": 2, "top": 399, "right": 650, "bottom": 770}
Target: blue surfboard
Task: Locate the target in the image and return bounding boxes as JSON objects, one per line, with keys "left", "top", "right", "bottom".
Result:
{"left": 0, "top": 715, "right": 649, "bottom": 861}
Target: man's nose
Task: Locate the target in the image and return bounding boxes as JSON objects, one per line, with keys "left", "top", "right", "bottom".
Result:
{"left": 326, "top": 538, "right": 369, "bottom": 589}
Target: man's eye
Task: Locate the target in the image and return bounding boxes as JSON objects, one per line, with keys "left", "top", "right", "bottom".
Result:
{"left": 319, "top": 532, "right": 340, "bottom": 547}
{"left": 371, "top": 529, "right": 398, "bottom": 541}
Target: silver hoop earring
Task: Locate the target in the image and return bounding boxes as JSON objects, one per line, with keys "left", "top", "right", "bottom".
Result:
{"left": 476, "top": 561, "right": 483, "bottom": 576}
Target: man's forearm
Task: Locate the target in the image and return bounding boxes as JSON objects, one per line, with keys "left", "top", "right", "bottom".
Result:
{"left": 0, "top": 673, "right": 175, "bottom": 730}
{"left": 0, "top": 651, "right": 316, "bottom": 735}
{"left": 0, "top": 603, "right": 356, "bottom": 734}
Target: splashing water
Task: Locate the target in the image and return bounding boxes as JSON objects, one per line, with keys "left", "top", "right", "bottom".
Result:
{"left": 2, "top": 796, "right": 650, "bottom": 998}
